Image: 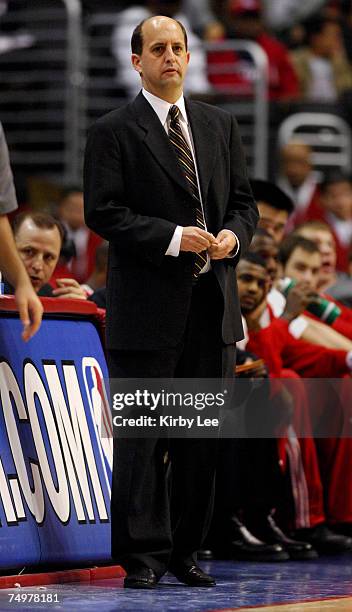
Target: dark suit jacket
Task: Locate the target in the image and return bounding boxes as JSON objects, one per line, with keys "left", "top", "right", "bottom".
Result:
{"left": 84, "top": 92, "right": 258, "bottom": 350}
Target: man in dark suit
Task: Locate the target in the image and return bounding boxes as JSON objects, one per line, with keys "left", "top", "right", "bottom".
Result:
{"left": 84, "top": 15, "right": 258, "bottom": 589}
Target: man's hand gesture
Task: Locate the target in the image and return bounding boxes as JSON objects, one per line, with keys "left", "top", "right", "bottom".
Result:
{"left": 208, "top": 230, "right": 237, "bottom": 260}
{"left": 180, "top": 227, "right": 218, "bottom": 253}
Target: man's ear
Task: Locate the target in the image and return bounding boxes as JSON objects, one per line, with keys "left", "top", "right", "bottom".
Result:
{"left": 131, "top": 53, "right": 142, "bottom": 76}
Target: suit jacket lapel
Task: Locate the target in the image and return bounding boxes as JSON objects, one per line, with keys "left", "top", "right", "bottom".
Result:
{"left": 186, "top": 100, "right": 218, "bottom": 203}
{"left": 131, "top": 93, "right": 218, "bottom": 202}
{"left": 131, "top": 92, "right": 190, "bottom": 194}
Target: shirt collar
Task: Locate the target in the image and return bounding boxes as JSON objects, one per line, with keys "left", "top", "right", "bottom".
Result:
{"left": 142, "top": 89, "right": 188, "bottom": 126}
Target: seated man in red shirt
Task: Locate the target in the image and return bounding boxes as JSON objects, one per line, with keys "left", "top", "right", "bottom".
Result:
{"left": 237, "top": 251, "right": 352, "bottom": 550}
{"left": 294, "top": 220, "right": 352, "bottom": 309}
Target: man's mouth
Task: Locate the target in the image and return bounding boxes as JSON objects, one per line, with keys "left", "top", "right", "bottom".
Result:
{"left": 321, "top": 260, "right": 333, "bottom": 271}
{"left": 241, "top": 296, "right": 256, "bottom": 308}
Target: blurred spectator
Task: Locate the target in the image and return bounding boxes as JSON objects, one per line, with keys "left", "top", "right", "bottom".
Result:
{"left": 291, "top": 15, "right": 352, "bottom": 101}
{"left": 182, "top": 0, "right": 219, "bottom": 38}
{"left": 250, "top": 179, "right": 294, "bottom": 242}
{"left": 262, "top": 0, "right": 329, "bottom": 32}
{"left": 0, "top": 0, "right": 35, "bottom": 55}
{"left": 301, "top": 171, "right": 352, "bottom": 271}
{"left": 111, "top": 0, "right": 210, "bottom": 98}
{"left": 294, "top": 220, "right": 352, "bottom": 306}
{"left": 56, "top": 186, "right": 103, "bottom": 284}
{"left": 208, "top": 0, "right": 300, "bottom": 101}
{"left": 8, "top": 212, "right": 87, "bottom": 299}
{"left": 277, "top": 141, "right": 321, "bottom": 230}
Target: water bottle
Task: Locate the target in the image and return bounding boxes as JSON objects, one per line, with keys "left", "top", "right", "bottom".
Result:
{"left": 278, "top": 277, "right": 341, "bottom": 325}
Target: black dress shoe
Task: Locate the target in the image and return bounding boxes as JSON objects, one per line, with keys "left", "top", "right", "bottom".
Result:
{"left": 169, "top": 563, "right": 216, "bottom": 587}
{"left": 231, "top": 517, "right": 289, "bottom": 562}
{"left": 216, "top": 516, "right": 289, "bottom": 562}
{"left": 124, "top": 566, "right": 158, "bottom": 589}
{"left": 293, "top": 524, "right": 352, "bottom": 555}
{"left": 252, "top": 513, "right": 318, "bottom": 560}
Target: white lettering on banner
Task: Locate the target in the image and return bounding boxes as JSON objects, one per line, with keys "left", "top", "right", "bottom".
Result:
{"left": 0, "top": 358, "right": 110, "bottom": 528}
{"left": 0, "top": 458, "right": 17, "bottom": 524}
{"left": 0, "top": 362, "right": 44, "bottom": 523}
{"left": 44, "top": 363, "right": 108, "bottom": 523}
{"left": 25, "top": 362, "right": 70, "bottom": 523}
{"left": 62, "top": 364, "right": 108, "bottom": 521}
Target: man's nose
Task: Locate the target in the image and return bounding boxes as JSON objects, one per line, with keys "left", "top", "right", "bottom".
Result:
{"left": 31, "top": 255, "right": 44, "bottom": 271}
{"left": 164, "top": 44, "right": 176, "bottom": 61}
{"left": 248, "top": 281, "right": 258, "bottom": 293}
{"left": 301, "top": 270, "right": 313, "bottom": 283}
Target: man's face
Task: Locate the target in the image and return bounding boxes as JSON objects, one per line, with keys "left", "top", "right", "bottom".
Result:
{"left": 257, "top": 202, "right": 288, "bottom": 244}
{"left": 283, "top": 246, "right": 321, "bottom": 289}
{"left": 237, "top": 260, "right": 269, "bottom": 313}
{"left": 250, "top": 234, "right": 278, "bottom": 282}
{"left": 281, "top": 144, "right": 312, "bottom": 188}
{"left": 15, "top": 219, "right": 61, "bottom": 292}
{"left": 297, "top": 227, "right": 336, "bottom": 284}
{"left": 131, "top": 16, "right": 190, "bottom": 100}
{"left": 313, "top": 22, "right": 341, "bottom": 58}
{"left": 321, "top": 181, "right": 352, "bottom": 221}
{"left": 59, "top": 191, "right": 85, "bottom": 231}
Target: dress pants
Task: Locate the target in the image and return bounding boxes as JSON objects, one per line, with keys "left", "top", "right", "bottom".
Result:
{"left": 107, "top": 271, "right": 235, "bottom": 578}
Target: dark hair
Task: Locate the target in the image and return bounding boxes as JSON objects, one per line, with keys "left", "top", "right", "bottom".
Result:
{"left": 131, "top": 17, "right": 188, "bottom": 55}
{"left": 12, "top": 212, "right": 65, "bottom": 244}
{"left": 320, "top": 170, "right": 352, "bottom": 194}
{"left": 250, "top": 179, "right": 294, "bottom": 214}
{"left": 240, "top": 251, "right": 267, "bottom": 269}
{"left": 278, "top": 235, "right": 319, "bottom": 266}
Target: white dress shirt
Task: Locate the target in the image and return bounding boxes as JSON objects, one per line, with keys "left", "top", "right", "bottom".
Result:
{"left": 142, "top": 89, "right": 239, "bottom": 271}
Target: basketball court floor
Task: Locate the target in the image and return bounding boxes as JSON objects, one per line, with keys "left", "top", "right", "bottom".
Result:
{"left": 0, "top": 557, "right": 352, "bottom": 611}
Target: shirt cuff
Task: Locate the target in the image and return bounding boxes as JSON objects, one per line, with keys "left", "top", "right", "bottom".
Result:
{"left": 165, "top": 225, "right": 183, "bottom": 257}
{"left": 225, "top": 231, "right": 240, "bottom": 258}
{"left": 288, "top": 316, "right": 308, "bottom": 339}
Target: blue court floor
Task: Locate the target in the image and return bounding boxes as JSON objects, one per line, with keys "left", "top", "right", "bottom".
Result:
{"left": 0, "top": 557, "right": 352, "bottom": 611}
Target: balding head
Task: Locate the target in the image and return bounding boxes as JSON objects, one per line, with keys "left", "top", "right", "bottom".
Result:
{"left": 131, "top": 15, "right": 188, "bottom": 55}
{"left": 280, "top": 140, "right": 314, "bottom": 188}
{"left": 131, "top": 15, "right": 190, "bottom": 103}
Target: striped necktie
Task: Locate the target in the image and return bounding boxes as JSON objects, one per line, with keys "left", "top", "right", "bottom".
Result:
{"left": 168, "top": 105, "right": 207, "bottom": 278}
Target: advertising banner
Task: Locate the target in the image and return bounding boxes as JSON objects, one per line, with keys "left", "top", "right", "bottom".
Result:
{"left": 0, "top": 314, "right": 112, "bottom": 569}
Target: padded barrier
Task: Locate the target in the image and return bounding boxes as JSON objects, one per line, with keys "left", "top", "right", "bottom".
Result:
{"left": 0, "top": 297, "right": 113, "bottom": 569}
